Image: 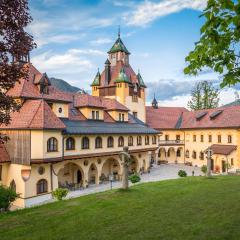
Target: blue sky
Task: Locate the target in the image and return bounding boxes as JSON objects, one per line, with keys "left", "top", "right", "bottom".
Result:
{"left": 28, "top": 0, "right": 238, "bottom": 107}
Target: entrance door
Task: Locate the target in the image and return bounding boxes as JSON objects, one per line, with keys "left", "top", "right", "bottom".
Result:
{"left": 211, "top": 158, "right": 214, "bottom": 171}
{"left": 77, "top": 170, "right": 82, "bottom": 184}
{"left": 222, "top": 161, "right": 226, "bottom": 173}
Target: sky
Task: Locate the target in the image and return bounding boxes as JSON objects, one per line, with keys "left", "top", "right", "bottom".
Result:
{"left": 28, "top": 0, "right": 240, "bottom": 107}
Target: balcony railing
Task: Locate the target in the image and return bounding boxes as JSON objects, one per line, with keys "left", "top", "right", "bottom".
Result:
{"left": 159, "top": 140, "right": 184, "bottom": 145}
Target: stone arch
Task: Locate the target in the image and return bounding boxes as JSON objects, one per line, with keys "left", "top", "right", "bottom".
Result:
{"left": 88, "top": 163, "right": 98, "bottom": 185}
{"left": 176, "top": 147, "right": 183, "bottom": 163}
{"left": 129, "top": 155, "right": 139, "bottom": 174}
{"left": 158, "top": 148, "right": 166, "bottom": 160}
{"left": 57, "top": 162, "right": 85, "bottom": 188}
{"left": 100, "top": 158, "right": 122, "bottom": 182}
{"left": 167, "top": 147, "right": 176, "bottom": 163}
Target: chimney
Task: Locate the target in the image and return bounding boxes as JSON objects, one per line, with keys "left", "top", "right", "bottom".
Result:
{"left": 104, "top": 59, "right": 111, "bottom": 85}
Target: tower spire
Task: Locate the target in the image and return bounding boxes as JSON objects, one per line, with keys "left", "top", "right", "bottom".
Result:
{"left": 118, "top": 25, "right": 120, "bottom": 38}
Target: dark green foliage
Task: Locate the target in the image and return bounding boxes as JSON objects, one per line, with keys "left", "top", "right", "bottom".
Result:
{"left": 128, "top": 174, "right": 141, "bottom": 184}
{"left": 0, "top": 185, "right": 19, "bottom": 211}
{"left": 52, "top": 188, "right": 69, "bottom": 201}
{"left": 188, "top": 81, "right": 219, "bottom": 110}
{"left": 201, "top": 165, "right": 208, "bottom": 175}
{"left": 178, "top": 170, "right": 187, "bottom": 177}
{"left": 184, "top": 0, "right": 240, "bottom": 88}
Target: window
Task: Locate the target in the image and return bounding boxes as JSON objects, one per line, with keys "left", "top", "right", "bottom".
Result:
{"left": 47, "top": 137, "right": 58, "bottom": 152}
{"left": 128, "top": 136, "right": 133, "bottom": 146}
{"left": 133, "top": 112, "right": 138, "bottom": 118}
{"left": 145, "top": 136, "right": 149, "bottom": 145}
{"left": 192, "top": 151, "right": 197, "bottom": 159}
{"left": 186, "top": 150, "right": 189, "bottom": 158}
{"left": 176, "top": 149, "right": 181, "bottom": 157}
{"left": 107, "top": 136, "right": 114, "bottom": 148}
{"left": 96, "top": 111, "right": 99, "bottom": 120}
{"left": 36, "top": 179, "right": 48, "bottom": 194}
{"left": 58, "top": 107, "right": 62, "bottom": 113}
{"left": 176, "top": 135, "right": 180, "bottom": 141}
{"left": 66, "top": 137, "right": 75, "bottom": 150}
{"left": 231, "top": 158, "right": 234, "bottom": 166}
{"left": 10, "top": 180, "right": 16, "bottom": 192}
{"left": 119, "top": 113, "right": 122, "bottom": 121}
{"left": 132, "top": 95, "right": 138, "bottom": 102}
{"left": 228, "top": 135, "right": 232, "bottom": 143}
{"left": 95, "top": 137, "right": 102, "bottom": 148}
{"left": 92, "top": 111, "right": 95, "bottom": 119}
{"left": 200, "top": 135, "right": 204, "bottom": 142}
{"left": 193, "top": 135, "right": 196, "bottom": 142}
{"left": 199, "top": 151, "right": 204, "bottom": 160}
{"left": 122, "top": 114, "right": 125, "bottom": 122}
{"left": 208, "top": 135, "right": 212, "bottom": 143}
{"left": 137, "top": 136, "right": 142, "bottom": 146}
{"left": 118, "top": 136, "right": 124, "bottom": 147}
{"left": 218, "top": 135, "right": 222, "bottom": 143}
{"left": 82, "top": 137, "right": 89, "bottom": 149}
{"left": 152, "top": 135, "right": 157, "bottom": 144}
{"left": 165, "top": 135, "right": 169, "bottom": 141}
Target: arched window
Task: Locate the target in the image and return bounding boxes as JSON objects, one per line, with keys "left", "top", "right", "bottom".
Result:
{"left": 66, "top": 137, "right": 75, "bottom": 150}
{"left": 145, "top": 136, "right": 149, "bottom": 145}
{"left": 137, "top": 136, "right": 142, "bottom": 146}
{"left": 177, "top": 149, "right": 181, "bottom": 157}
{"left": 186, "top": 150, "right": 189, "bottom": 158}
{"left": 36, "top": 179, "right": 48, "bottom": 194}
{"left": 118, "top": 136, "right": 124, "bottom": 147}
{"left": 107, "top": 136, "right": 114, "bottom": 148}
{"left": 95, "top": 137, "right": 102, "bottom": 148}
{"left": 152, "top": 135, "right": 157, "bottom": 144}
{"left": 47, "top": 137, "right": 58, "bottom": 152}
{"left": 82, "top": 137, "right": 89, "bottom": 149}
{"left": 128, "top": 136, "right": 133, "bottom": 146}
{"left": 192, "top": 151, "right": 197, "bottom": 159}
{"left": 10, "top": 180, "right": 16, "bottom": 192}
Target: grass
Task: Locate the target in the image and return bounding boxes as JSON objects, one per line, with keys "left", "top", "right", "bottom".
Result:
{"left": 1, "top": 176, "right": 240, "bottom": 240}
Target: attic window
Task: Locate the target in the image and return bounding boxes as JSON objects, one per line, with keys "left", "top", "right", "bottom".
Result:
{"left": 210, "top": 110, "right": 223, "bottom": 120}
{"left": 196, "top": 111, "right": 207, "bottom": 120}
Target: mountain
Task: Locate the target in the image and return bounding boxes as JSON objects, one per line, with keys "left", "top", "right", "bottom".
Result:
{"left": 49, "top": 77, "right": 85, "bottom": 93}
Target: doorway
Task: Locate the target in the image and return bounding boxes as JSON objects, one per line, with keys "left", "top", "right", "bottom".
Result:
{"left": 222, "top": 160, "right": 226, "bottom": 173}
{"left": 77, "top": 170, "right": 82, "bottom": 184}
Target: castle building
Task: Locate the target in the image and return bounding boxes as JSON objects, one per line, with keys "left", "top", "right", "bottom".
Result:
{"left": 0, "top": 31, "right": 240, "bottom": 208}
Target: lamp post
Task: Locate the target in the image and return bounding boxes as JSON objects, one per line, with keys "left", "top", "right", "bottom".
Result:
{"left": 109, "top": 174, "right": 113, "bottom": 190}
{"left": 206, "top": 149, "right": 213, "bottom": 177}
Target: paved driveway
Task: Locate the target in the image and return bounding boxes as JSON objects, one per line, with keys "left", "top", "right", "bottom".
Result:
{"left": 67, "top": 163, "right": 202, "bottom": 199}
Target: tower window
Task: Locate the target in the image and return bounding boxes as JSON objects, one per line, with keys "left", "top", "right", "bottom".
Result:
{"left": 218, "top": 135, "right": 222, "bottom": 143}
{"left": 133, "top": 112, "right": 138, "bottom": 118}
{"left": 228, "top": 135, "right": 232, "bottom": 143}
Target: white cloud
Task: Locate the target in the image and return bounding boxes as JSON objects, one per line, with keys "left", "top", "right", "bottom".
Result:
{"left": 90, "top": 38, "right": 113, "bottom": 46}
{"left": 68, "top": 49, "right": 106, "bottom": 56}
{"left": 31, "top": 49, "right": 95, "bottom": 75}
{"left": 124, "top": 0, "right": 207, "bottom": 26}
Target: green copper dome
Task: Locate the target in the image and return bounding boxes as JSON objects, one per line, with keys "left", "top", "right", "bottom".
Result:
{"left": 108, "top": 37, "right": 130, "bottom": 55}
{"left": 91, "top": 69, "right": 101, "bottom": 86}
{"left": 115, "top": 68, "right": 131, "bottom": 84}
{"left": 137, "top": 72, "right": 147, "bottom": 88}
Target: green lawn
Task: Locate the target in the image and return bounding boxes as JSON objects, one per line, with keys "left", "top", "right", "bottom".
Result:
{"left": 1, "top": 176, "right": 240, "bottom": 240}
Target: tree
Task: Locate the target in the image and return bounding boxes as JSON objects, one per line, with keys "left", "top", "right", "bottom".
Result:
{"left": 0, "top": 0, "right": 36, "bottom": 142}
{"left": 184, "top": 0, "right": 240, "bottom": 88}
{"left": 188, "top": 81, "right": 219, "bottom": 110}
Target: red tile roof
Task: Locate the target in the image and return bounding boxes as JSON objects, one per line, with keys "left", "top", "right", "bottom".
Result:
{"left": 74, "top": 94, "right": 105, "bottom": 108}
{"left": 7, "top": 64, "right": 72, "bottom": 103}
{"left": 103, "top": 111, "right": 115, "bottom": 123}
{"left": 208, "top": 144, "right": 237, "bottom": 155}
{"left": 102, "top": 98, "right": 129, "bottom": 111}
{"left": 99, "top": 61, "right": 138, "bottom": 86}
{"left": 0, "top": 144, "right": 10, "bottom": 163}
{"left": 146, "top": 106, "right": 188, "bottom": 130}
{"left": 0, "top": 99, "right": 66, "bottom": 129}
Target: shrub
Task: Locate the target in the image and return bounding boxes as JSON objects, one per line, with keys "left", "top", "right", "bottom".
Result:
{"left": 178, "top": 170, "right": 187, "bottom": 177}
{"left": 0, "top": 185, "right": 19, "bottom": 211}
{"left": 128, "top": 174, "right": 141, "bottom": 184}
{"left": 52, "top": 188, "right": 68, "bottom": 201}
{"left": 201, "top": 165, "right": 207, "bottom": 175}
